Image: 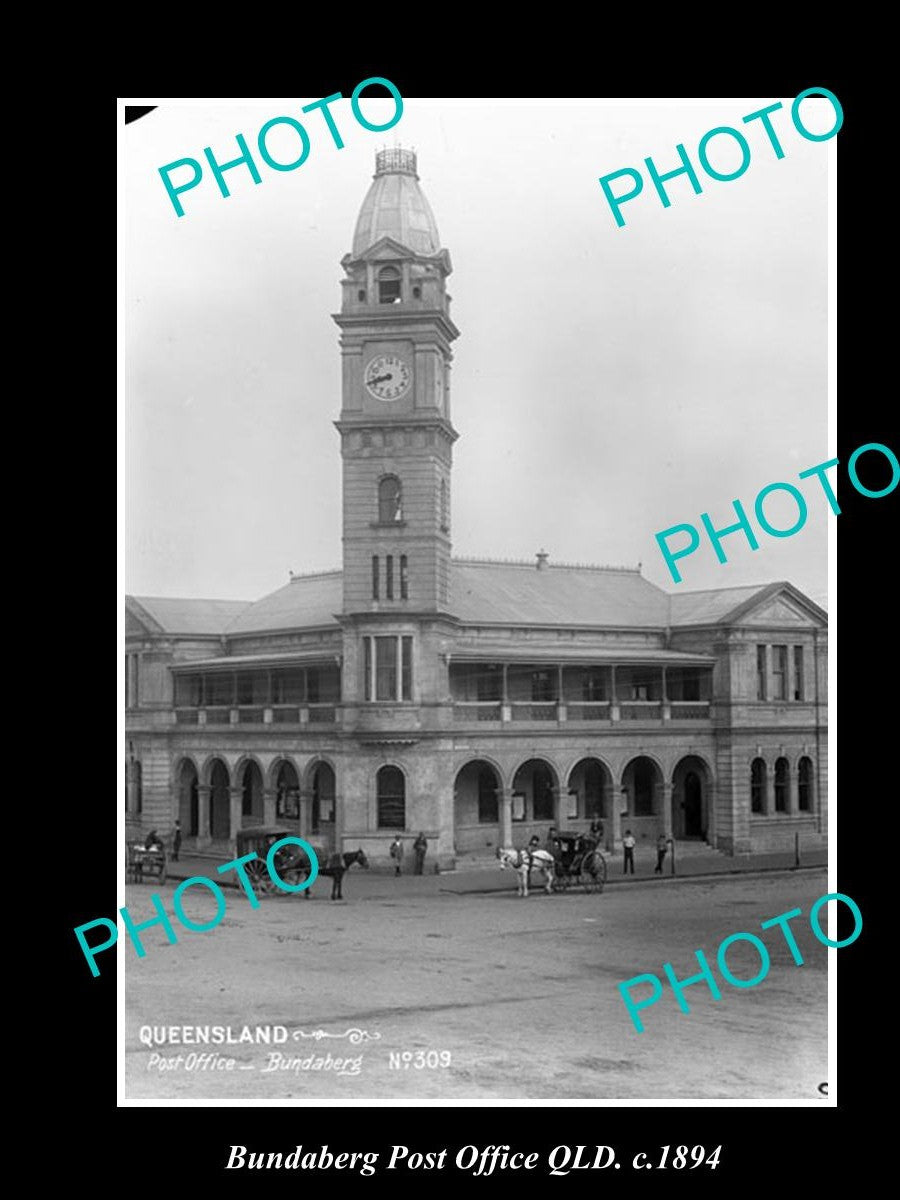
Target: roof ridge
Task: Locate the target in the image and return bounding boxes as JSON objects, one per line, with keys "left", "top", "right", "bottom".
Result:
{"left": 452, "top": 556, "right": 640, "bottom": 573}
{"left": 288, "top": 568, "right": 343, "bottom": 582}
{"left": 128, "top": 594, "right": 252, "bottom": 605}
{"left": 669, "top": 581, "right": 782, "bottom": 598}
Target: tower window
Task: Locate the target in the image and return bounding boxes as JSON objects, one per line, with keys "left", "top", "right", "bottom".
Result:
{"left": 400, "top": 555, "right": 408, "bottom": 600}
{"left": 386, "top": 555, "right": 394, "bottom": 600}
{"left": 378, "top": 475, "right": 403, "bottom": 523}
{"left": 372, "top": 555, "right": 379, "bottom": 600}
{"left": 357, "top": 289, "right": 366, "bottom": 302}
{"left": 378, "top": 266, "right": 401, "bottom": 304}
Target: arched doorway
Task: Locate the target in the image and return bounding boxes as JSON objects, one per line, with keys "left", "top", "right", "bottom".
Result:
{"left": 274, "top": 761, "right": 300, "bottom": 821}
{"left": 454, "top": 759, "right": 501, "bottom": 854}
{"left": 311, "top": 762, "right": 336, "bottom": 839}
{"left": 240, "top": 761, "right": 264, "bottom": 827}
{"left": 511, "top": 758, "right": 558, "bottom": 841}
{"left": 566, "top": 758, "right": 613, "bottom": 843}
{"left": 622, "top": 756, "right": 665, "bottom": 842}
{"left": 177, "top": 759, "right": 199, "bottom": 837}
{"left": 209, "top": 759, "right": 230, "bottom": 840}
{"left": 672, "top": 755, "right": 712, "bottom": 840}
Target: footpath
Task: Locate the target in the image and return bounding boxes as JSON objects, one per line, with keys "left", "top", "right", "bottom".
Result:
{"left": 160, "top": 845, "right": 828, "bottom": 900}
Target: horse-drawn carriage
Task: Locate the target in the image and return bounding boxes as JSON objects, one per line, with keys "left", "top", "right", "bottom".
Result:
{"left": 235, "top": 827, "right": 369, "bottom": 900}
{"left": 549, "top": 831, "right": 607, "bottom": 893}
{"left": 125, "top": 838, "right": 167, "bottom": 884}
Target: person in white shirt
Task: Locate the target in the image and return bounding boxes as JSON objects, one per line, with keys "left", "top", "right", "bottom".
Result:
{"left": 623, "top": 829, "right": 636, "bottom": 875}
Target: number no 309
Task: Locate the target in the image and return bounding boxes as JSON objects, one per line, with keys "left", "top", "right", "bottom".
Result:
{"left": 388, "top": 1050, "right": 452, "bottom": 1070}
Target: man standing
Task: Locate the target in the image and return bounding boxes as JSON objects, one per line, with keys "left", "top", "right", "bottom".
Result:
{"left": 623, "top": 829, "right": 636, "bottom": 875}
{"left": 654, "top": 833, "right": 668, "bottom": 875}
{"left": 413, "top": 832, "right": 428, "bottom": 875}
{"left": 172, "top": 820, "right": 182, "bottom": 862}
{"left": 390, "top": 835, "right": 404, "bottom": 876}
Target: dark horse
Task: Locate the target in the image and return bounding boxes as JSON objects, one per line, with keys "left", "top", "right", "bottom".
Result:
{"left": 301, "top": 848, "right": 369, "bottom": 900}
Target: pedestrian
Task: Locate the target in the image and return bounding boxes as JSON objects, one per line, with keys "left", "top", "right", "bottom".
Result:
{"left": 589, "top": 818, "right": 604, "bottom": 844}
{"left": 655, "top": 833, "right": 668, "bottom": 874}
{"left": 145, "top": 829, "right": 161, "bottom": 849}
{"left": 623, "top": 829, "right": 636, "bottom": 875}
{"left": 389, "top": 835, "right": 404, "bottom": 876}
{"left": 172, "top": 819, "right": 182, "bottom": 862}
{"left": 545, "top": 825, "right": 559, "bottom": 853}
{"left": 413, "top": 832, "right": 428, "bottom": 875}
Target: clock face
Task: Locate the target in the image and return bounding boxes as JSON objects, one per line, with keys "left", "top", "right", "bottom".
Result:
{"left": 364, "top": 354, "right": 411, "bottom": 402}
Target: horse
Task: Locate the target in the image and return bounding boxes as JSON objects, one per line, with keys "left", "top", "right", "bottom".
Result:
{"left": 497, "top": 846, "right": 555, "bottom": 897}
{"left": 297, "top": 848, "right": 369, "bottom": 900}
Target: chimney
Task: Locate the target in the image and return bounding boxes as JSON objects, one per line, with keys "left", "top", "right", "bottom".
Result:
{"left": 536, "top": 549, "right": 549, "bottom": 570}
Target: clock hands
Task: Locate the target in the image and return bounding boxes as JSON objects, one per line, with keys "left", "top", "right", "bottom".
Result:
{"left": 368, "top": 373, "right": 393, "bottom": 387}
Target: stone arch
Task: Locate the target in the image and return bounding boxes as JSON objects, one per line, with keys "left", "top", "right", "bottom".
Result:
{"left": 174, "top": 756, "right": 199, "bottom": 838}
{"left": 510, "top": 757, "right": 560, "bottom": 835}
{"left": 235, "top": 757, "right": 264, "bottom": 827}
{"left": 672, "top": 754, "right": 713, "bottom": 841}
{"left": 206, "top": 757, "right": 230, "bottom": 841}
{"left": 271, "top": 757, "right": 301, "bottom": 822}
{"left": 454, "top": 758, "right": 503, "bottom": 854}
{"left": 621, "top": 755, "right": 665, "bottom": 844}
{"left": 565, "top": 756, "right": 614, "bottom": 827}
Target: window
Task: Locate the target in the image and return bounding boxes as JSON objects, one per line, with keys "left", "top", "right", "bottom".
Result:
{"left": 386, "top": 555, "right": 394, "bottom": 600}
{"left": 632, "top": 683, "right": 650, "bottom": 701}
{"left": 372, "top": 555, "right": 379, "bottom": 600}
{"left": 412, "top": 285, "right": 421, "bottom": 299}
{"left": 798, "top": 757, "right": 814, "bottom": 811}
{"left": 772, "top": 646, "right": 788, "bottom": 701}
{"left": 774, "top": 757, "right": 789, "bottom": 812}
{"left": 378, "top": 476, "right": 402, "bottom": 523}
{"left": 364, "top": 637, "right": 372, "bottom": 701}
{"left": 531, "top": 671, "right": 555, "bottom": 702}
{"left": 357, "top": 289, "right": 366, "bottom": 302}
{"left": 793, "top": 645, "right": 804, "bottom": 700}
{"left": 477, "top": 768, "right": 498, "bottom": 824}
{"left": 756, "top": 645, "right": 767, "bottom": 700}
{"left": 750, "top": 758, "right": 766, "bottom": 814}
{"left": 364, "top": 636, "right": 413, "bottom": 701}
{"left": 375, "top": 636, "right": 397, "bottom": 700}
{"left": 401, "top": 637, "right": 413, "bottom": 700}
{"left": 378, "top": 266, "right": 401, "bottom": 304}
{"left": 306, "top": 667, "right": 320, "bottom": 704}
{"left": 400, "top": 555, "right": 408, "bottom": 600}
{"left": 377, "top": 766, "right": 405, "bottom": 828}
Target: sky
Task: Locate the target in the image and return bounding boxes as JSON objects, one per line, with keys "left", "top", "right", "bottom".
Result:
{"left": 121, "top": 97, "right": 831, "bottom": 609}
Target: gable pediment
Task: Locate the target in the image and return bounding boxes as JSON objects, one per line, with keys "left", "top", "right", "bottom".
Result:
{"left": 732, "top": 586, "right": 826, "bottom": 629}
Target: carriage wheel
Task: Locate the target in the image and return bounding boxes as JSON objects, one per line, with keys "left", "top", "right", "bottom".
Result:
{"left": 245, "top": 857, "right": 276, "bottom": 897}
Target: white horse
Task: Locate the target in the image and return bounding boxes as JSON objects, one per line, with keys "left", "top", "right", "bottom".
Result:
{"left": 497, "top": 847, "right": 555, "bottom": 897}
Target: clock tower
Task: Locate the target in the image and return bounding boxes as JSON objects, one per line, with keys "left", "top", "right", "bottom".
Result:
{"left": 334, "top": 149, "right": 459, "bottom": 631}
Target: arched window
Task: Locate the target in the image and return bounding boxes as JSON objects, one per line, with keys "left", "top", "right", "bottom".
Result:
{"left": 750, "top": 758, "right": 766, "bottom": 814}
{"left": 774, "top": 757, "right": 789, "bottom": 812}
{"left": 377, "top": 766, "right": 405, "bottom": 829}
{"left": 798, "top": 757, "right": 814, "bottom": 812}
{"left": 378, "top": 475, "right": 402, "bottom": 523}
{"left": 378, "top": 266, "right": 401, "bottom": 304}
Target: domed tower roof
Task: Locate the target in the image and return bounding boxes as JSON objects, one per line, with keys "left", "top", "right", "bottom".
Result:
{"left": 351, "top": 149, "right": 441, "bottom": 258}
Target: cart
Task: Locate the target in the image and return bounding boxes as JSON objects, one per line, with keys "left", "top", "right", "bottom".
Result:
{"left": 549, "top": 831, "right": 607, "bottom": 893}
{"left": 234, "top": 826, "right": 317, "bottom": 897}
{"left": 125, "top": 838, "right": 168, "bottom": 884}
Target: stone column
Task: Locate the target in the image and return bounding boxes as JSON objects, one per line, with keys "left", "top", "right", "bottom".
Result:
{"left": 665, "top": 783, "right": 675, "bottom": 839}
{"left": 263, "top": 787, "right": 277, "bottom": 826}
{"left": 612, "top": 787, "right": 627, "bottom": 846}
{"left": 499, "top": 788, "right": 513, "bottom": 847}
{"left": 197, "top": 785, "right": 211, "bottom": 848}
{"left": 299, "top": 789, "right": 312, "bottom": 839}
{"left": 229, "top": 786, "right": 243, "bottom": 845}
{"left": 552, "top": 785, "right": 563, "bottom": 830}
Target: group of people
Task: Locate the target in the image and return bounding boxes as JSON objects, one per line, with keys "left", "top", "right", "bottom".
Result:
{"left": 389, "top": 832, "right": 429, "bottom": 876}
{"left": 140, "top": 822, "right": 182, "bottom": 860}
{"left": 622, "top": 830, "right": 671, "bottom": 875}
